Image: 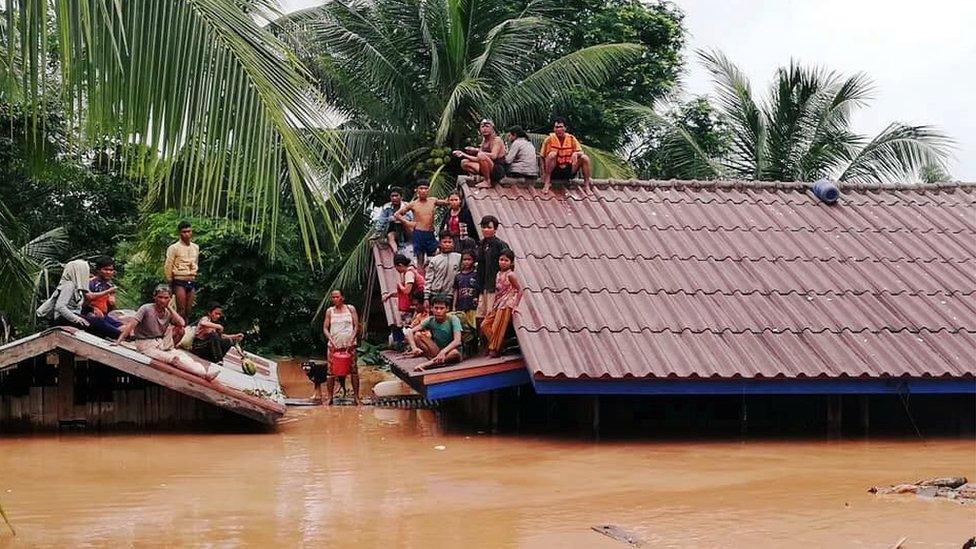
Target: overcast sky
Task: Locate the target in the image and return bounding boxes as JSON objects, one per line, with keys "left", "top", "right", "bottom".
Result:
{"left": 282, "top": 0, "right": 975, "bottom": 179}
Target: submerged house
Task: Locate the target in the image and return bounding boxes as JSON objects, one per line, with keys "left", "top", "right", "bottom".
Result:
{"left": 378, "top": 177, "right": 975, "bottom": 429}
{"left": 0, "top": 327, "right": 285, "bottom": 430}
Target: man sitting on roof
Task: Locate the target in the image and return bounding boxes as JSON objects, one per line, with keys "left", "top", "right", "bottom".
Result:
{"left": 405, "top": 295, "right": 463, "bottom": 372}
{"left": 116, "top": 285, "right": 219, "bottom": 381}
{"left": 373, "top": 186, "right": 414, "bottom": 251}
{"left": 453, "top": 119, "right": 507, "bottom": 189}
{"left": 539, "top": 117, "right": 592, "bottom": 195}
{"left": 191, "top": 302, "right": 243, "bottom": 364}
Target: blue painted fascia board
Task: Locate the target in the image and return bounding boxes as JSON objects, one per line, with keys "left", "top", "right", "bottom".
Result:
{"left": 531, "top": 377, "right": 976, "bottom": 395}
{"left": 425, "top": 368, "right": 531, "bottom": 399}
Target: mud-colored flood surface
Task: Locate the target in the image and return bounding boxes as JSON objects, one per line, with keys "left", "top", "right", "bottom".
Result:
{"left": 0, "top": 407, "right": 973, "bottom": 547}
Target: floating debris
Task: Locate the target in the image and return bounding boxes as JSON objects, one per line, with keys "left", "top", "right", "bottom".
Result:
{"left": 0, "top": 499, "right": 15, "bottom": 536}
{"left": 869, "top": 476, "right": 974, "bottom": 504}
{"left": 592, "top": 524, "right": 643, "bottom": 547}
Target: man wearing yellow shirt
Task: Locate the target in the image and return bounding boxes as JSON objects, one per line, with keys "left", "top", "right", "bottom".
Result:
{"left": 164, "top": 221, "right": 200, "bottom": 319}
{"left": 539, "top": 117, "right": 592, "bottom": 195}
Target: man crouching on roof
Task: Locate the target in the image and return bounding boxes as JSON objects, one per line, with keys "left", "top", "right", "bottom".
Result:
{"left": 116, "top": 284, "right": 219, "bottom": 381}
{"left": 405, "top": 295, "right": 463, "bottom": 372}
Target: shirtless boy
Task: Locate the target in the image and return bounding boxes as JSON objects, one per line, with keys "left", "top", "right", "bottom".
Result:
{"left": 394, "top": 180, "right": 439, "bottom": 267}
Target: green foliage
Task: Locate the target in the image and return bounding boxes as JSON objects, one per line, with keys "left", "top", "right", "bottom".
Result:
{"left": 1, "top": 103, "right": 144, "bottom": 259}
{"left": 356, "top": 339, "right": 386, "bottom": 368}
{"left": 2, "top": 1, "right": 344, "bottom": 259}
{"left": 629, "top": 97, "right": 731, "bottom": 179}
{"left": 118, "top": 211, "right": 332, "bottom": 355}
{"left": 550, "top": 0, "right": 686, "bottom": 151}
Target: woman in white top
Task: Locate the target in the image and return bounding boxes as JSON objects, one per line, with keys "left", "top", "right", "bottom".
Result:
{"left": 504, "top": 126, "right": 539, "bottom": 178}
{"left": 321, "top": 289, "right": 360, "bottom": 405}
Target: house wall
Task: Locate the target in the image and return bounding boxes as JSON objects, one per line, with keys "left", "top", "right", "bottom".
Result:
{"left": 0, "top": 351, "right": 252, "bottom": 431}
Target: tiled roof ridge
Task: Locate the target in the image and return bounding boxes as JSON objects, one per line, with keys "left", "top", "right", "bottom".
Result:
{"left": 470, "top": 194, "right": 975, "bottom": 207}
{"left": 514, "top": 325, "right": 975, "bottom": 336}
{"left": 519, "top": 252, "right": 969, "bottom": 263}
{"left": 507, "top": 222, "right": 972, "bottom": 236}
{"left": 460, "top": 175, "right": 976, "bottom": 194}
{"left": 519, "top": 288, "right": 974, "bottom": 297}
{"left": 534, "top": 372, "right": 975, "bottom": 380}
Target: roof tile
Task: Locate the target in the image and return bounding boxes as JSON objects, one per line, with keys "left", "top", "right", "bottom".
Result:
{"left": 464, "top": 178, "right": 976, "bottom": 380}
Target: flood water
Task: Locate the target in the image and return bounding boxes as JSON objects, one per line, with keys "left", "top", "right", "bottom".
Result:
{"left": 0, "top": 406, "right": 973, "bottom": 548}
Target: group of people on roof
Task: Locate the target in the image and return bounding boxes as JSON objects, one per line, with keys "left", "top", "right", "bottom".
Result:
{"left": 35, "top": 222, "right": 243, "bottom": 382}
{"left": 452, "top": 117, "right": 593, "bottom": 195}
{"left": 374, "top": 180, "right": 523, "bottom": 373}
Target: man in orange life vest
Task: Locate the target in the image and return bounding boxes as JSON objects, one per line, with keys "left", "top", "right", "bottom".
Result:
{"left": 539, "top": 117, "right": 592, "bottom": 195}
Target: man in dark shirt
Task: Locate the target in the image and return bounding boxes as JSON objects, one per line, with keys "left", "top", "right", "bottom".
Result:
{"left": 474, "top": 215, "right": 510, "bottom": 320}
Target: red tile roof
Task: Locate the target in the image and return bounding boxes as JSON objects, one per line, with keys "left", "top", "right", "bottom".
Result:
{"left": 462, "top": 178, "right": 976, "bottom": 380}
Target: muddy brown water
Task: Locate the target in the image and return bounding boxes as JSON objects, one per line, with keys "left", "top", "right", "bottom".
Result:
{"left": 0, "top": 404, "right": 973, "bottom": 548}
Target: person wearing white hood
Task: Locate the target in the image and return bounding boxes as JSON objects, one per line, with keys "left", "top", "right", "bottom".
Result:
{"left": 36, "top": 259, "right": 92, "bottom": 329}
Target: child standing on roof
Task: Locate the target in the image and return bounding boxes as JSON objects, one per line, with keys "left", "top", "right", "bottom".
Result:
{"left": 394, "top": 179, "right": 438, "bottom": 269}
{"left": 423, "top": 231, "right": 461, "bottom": 311}
{"left": 383, "top": 253, "right": 425, "bottom": 347}
{"left": 453, "top": 250, "right": 480, "bottom": 355}
{"left": 480, "top": 249, "right": 522, "bottom": 357}
{"left": 437, "top": 190, "right": 478, "bottom": 253}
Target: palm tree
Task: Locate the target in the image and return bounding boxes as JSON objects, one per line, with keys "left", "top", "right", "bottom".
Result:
{"left": 625, "top": 50, "right": 953, "bottom": 183}
{"left": 281, "top": 0, "right": 641, "bottom": 287}
{"left": 0, "top": 205, "right": 67, "bottom": 339}
{"left": 1, "top": 1, "right": 344, "bottom": 258}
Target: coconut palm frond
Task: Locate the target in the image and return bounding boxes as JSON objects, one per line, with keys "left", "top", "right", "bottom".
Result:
{"left": 838, "top": 123, "right": 954, "bottom": 183}
{"left": 494, "top": 43, "right": 643, "bottom": 123}
{"left": 435, "top": 77, "right": 490, "bottom": 144}
{"left": 4, "top": 0, "right": 344, "bottom": 258}
{"left": 19, "top": 227, "right": 68, "bottom": 266}
{"left": 329, "top": 223, "right": 376, "bottom": 292}
{"left": 615, "top": 100, "right": 724, "bottom": 179}
{"left": 581, "top": 144, "right": 634, "bottom": 179}
{"left": 697, "top": 49, "right": 765, "bottom": 179}
{"left": 467, "top": 16, "right": 548, "bottom": 82}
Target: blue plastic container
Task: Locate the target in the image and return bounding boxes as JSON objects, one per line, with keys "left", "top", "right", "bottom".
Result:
{"left": 812, "top": 178, "right": 840, "bottom": 204}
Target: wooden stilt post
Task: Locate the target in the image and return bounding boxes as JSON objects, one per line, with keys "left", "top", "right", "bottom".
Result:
{"left": 859, "top": 395, "right": 870, "bottom": 435}
{"left": 592, "top": 396, "right": 601, "bottom": 440}
{"left": 515, "top": 386, "right": 522, "bottom": 434}
{"left": 740, "top": 394, "right": 748, "bottom": 437}
{"left": 827, "top": 395, "right": 843, "bottom": 437}
{"left": 490, "top": 390, "right": 499, "bottom": 434}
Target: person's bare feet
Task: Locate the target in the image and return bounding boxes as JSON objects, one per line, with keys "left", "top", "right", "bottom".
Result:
{"left": 540, "top": 181, "right": 551, "bottom": 195}
{"left": 581, "top": 181, "right": 593, "bottom": 196}
{"left": 474, "top": 181, "right": 492, "bottom": 189}
{"left": 204, "top": 369, "right": 220, "bottom": 381}
{"left": 406, "top": 348, "right": 424, "bottom": 358}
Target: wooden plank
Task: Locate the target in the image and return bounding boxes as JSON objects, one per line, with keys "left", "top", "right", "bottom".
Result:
{"left": 422, "top": 360, "right": 524, "bottom": 385}
{"left": 41, "top": 387, "right": 59, "bottom": 427}
{"left": 55, "top": 333, "right": 283, "bottom": 424}
{"left": 0, "top": 332, "right": 57, "bottom": 370}
{"left": 57, "top": 352, "right": 77, "bottom": 421}
{"left": 28, "top": 387, "right": 44, "bottom": 424}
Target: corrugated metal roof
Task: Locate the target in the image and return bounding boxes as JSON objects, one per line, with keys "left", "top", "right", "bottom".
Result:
{"left": 462, "top": 178, "right": 976, "bottom": 380}
{"left": 373, "top": 243, "right": 402, "bottom": 326}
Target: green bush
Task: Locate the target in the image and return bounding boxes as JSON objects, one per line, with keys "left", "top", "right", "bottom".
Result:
{"left": 117, "top": 210, "right": 332, "bottom": 355}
